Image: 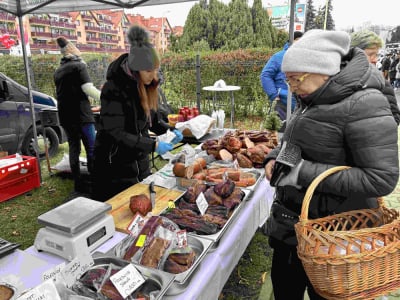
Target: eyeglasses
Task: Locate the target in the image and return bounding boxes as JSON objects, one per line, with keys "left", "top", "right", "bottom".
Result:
{"left": 286, "top": 73, "right": 310, "bottom": 86}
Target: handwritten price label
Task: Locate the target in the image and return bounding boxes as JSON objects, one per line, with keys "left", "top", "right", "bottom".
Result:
{"left": 60, "top": 252, "right": 94, "bottom": 288}
{"left": 110, "top": 264, "right": 145, "bottom": 299}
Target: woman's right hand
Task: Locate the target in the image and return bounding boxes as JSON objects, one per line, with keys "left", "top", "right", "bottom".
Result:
{"left": 264, "top": 159, "right": 276, "bottom": 181}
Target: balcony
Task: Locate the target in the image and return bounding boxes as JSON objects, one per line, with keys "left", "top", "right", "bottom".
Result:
{"left": 31, "top": 31, "right": 53, "bottom": 38}
{"left": 99, "top": 27, "right": 118, "bottom": 35}
{"left": 81, "top": 14, "right": 92, "bottom": 20}
{"left": 97, "top": 17, "right": 113, "bottom": 25}
{"left": 102, "top": 39, "right": 118, "bottom": 44}
{"left": 0, "top": 28, "right": 17, "bottom": 35}
{"left": 86, "top": 36, "right": 102, "bottom": 42}
{"left": 85, "top": 25, "right": 99, "bottom": 32}
{"left": 29, "top": 16, "right": 50, "bottom": 26}
{"left": 0, "top": 13, "right": 15, "bottom": 22}
{"left": 49, "top": 21, "right": 76, "bottom": 29}
{"left": 54, "top": 34, "right": 77, "bottom": 40}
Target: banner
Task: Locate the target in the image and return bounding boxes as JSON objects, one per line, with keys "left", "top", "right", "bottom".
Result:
{"left": 267, "top": 3, "right": 307, "bottom": 32}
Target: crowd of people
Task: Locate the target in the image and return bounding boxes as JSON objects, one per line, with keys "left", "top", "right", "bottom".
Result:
{"left": 54, "top": 24, "right": 400, "bottom": 300}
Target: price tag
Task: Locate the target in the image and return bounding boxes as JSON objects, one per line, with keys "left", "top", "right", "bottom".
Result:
{"left": 168, "top": 200, "right": 176, "bottom": 208}
{"left": 177, "top": 230, "right": 188, "bottom": 248}
{"left": 110, "top": 264, "right": 146, "bottom": 299}
{"left": 127, "top": 213, "right": 146, "bottom": 237}
{"left": 42, "top": 262, "right": 66, "bottom": 283}
{"left": 61, "top": 252, "right": 94, "bottom": 288}
{"left": 196, "top": 192, "right": 208, "bottom": 215}
{"left": 135, "top": 234, "right": 147, "bottom": 247}
{"left": 17, "top": 279, "right": 61, "bottom": 300}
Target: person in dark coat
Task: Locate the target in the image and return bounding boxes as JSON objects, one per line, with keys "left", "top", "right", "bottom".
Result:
{"left": 92, "top": 25, "right": 182, "bottom": 202}
{"left": 54, "top": 37, "right": 101, "bottom": 195}
{"left": 381, "top": 52, "right": 391, "bottom": 80}
{"left": 263, "top": 30, "right": 399, "bottom": 300}
{"left": 389, "top": 52, "right": 399, "bottom": 87}
{"left": 350, "top": 30, "right": 400, "bottom": 125}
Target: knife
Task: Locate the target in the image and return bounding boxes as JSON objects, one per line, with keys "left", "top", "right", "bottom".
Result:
{"left": 149, "top": 182, "right": 156, "bottom": 210}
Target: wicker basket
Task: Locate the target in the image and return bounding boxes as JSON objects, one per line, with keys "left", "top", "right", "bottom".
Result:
{"left": 294, "top": 166, "right": 400, "bottom": 300}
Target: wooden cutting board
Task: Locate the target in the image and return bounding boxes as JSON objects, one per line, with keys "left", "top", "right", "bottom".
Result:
{"left": 106, "top": 183, "right": 184, "bottom": 233}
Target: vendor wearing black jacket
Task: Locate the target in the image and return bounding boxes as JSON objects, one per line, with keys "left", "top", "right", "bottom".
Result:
{"left": 263, "top": 30, "right": 399, "bottom": 300}
{"left": 92, "top": 25, "right": 182, "bottom": 202}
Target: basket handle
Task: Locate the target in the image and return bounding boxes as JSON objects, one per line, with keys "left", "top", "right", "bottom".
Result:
{"left": 300, "top": 166, "right": 353, "bottom": 222}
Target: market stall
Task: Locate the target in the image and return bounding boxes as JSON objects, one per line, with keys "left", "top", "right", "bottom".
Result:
{"left": 0, "top": 128, "right": 277, "bottom": 299}
{"left": 0, "top": 178, "right": 273, "bottom": 299}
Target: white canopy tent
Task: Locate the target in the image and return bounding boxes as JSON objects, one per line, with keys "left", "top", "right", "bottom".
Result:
{"left": 0, "top": 0, "right": 195, "bottom": 180}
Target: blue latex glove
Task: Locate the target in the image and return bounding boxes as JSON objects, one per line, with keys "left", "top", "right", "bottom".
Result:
{"left": 171, "top": 129, "right": 183, "bottom": 145}
{"left": 155, "top": 141, "right": 173, "bottom": 155}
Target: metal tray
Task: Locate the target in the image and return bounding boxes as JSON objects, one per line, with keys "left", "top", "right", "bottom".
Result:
{"left": 175, "top": 168, "right": 264, "bottom": 195}
{"left": 239, "top": 168, "right": 265, "bottom": 194}
{"left": 73, "top": 255, "right": 175, "bottom": 300}
{"left": 163, "top": 188, "right": 250, "bottom": 243}
{"left": 105, "top": 234, "right": 213, "bottom": 285}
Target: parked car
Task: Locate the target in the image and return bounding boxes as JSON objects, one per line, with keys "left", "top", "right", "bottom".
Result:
{"left": 0, "top": 72, "right": 66, "bottom": 158}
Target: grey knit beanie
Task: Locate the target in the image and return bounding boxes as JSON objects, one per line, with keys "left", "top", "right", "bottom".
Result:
{"left": 127, "top": 25, "right": 160, "bottom": 71}
{"left": 282, "top": 29, "right": 351, "bottom": 76}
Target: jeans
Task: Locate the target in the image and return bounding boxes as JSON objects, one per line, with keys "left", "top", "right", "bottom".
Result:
{"left": 63, "top": 122, "right": 96, "bottom": 191}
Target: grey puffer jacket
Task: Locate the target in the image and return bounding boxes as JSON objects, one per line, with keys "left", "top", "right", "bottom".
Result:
{"left": 267, "top": 47, "right": 399, "bottom": 221}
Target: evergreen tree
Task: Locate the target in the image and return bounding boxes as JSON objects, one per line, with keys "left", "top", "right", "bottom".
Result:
{"left": 315, "top": 0, "right": 334, "bottom": 30}
{"left": 224, "top": 0, "right": 254, "bottom": 50}
{"left": 275, "top": 30, "right": 289, "bottom": 48}
{"left": 208, "top": 0, "right": 230, "bottom": 50}
{"left": 252, "top": 0, "right": 273, "bottom": 48}
{"left": 305, "top": 0, "right": 316, "bottom": 31}
{"left": 180, "top": 1, "right": 210, "bottom": 50}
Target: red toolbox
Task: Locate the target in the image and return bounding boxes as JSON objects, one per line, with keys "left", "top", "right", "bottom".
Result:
{"left": 0, "top": 154, "right": 41, "bottom": 203}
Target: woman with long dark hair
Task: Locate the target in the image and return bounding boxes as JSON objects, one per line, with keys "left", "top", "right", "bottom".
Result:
{"left": 92, "top": 25, "right": 182, "bottom": 201}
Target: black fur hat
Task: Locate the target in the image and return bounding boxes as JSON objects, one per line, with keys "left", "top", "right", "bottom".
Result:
{"left": 127, "top": 25, "right": 159, "bottom": 71}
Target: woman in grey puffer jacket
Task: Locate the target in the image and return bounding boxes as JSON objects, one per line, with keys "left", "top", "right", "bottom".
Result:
{"left": 263, "top": 30, "right": 399, "bottom": 300}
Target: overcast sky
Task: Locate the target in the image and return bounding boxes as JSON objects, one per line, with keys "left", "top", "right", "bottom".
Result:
{"left": 130, "top": 0, "right": 400, "bottom": 29}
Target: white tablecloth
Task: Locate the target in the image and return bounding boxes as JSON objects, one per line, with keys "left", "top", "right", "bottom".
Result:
{"left": 2, "top": 179, "right": 275, "bottom": 299}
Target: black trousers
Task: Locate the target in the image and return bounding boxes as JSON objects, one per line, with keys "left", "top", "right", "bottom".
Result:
{"left": 269, "top": 237, "right": 327, "bottom": 300}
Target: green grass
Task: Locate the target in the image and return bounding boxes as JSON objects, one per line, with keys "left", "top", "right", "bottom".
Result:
{"left": 0, "top": 117, "right": 272, "bottom": 299}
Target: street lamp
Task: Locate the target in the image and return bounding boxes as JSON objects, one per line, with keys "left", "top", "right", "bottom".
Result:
{"left": 161, "top": 10, "right": 170, "bottom": 54}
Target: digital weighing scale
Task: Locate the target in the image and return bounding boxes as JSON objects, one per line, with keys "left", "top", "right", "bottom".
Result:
{"left": 34, "top": 197, "right": 115, "bottom": 261}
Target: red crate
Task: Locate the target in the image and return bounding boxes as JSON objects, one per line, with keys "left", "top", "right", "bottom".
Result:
{"left": 0, "top": 155, "right": 41, "bottom": 203}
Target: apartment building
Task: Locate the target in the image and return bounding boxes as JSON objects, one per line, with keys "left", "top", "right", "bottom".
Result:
{"left": 0, "top": 9, "right": 175, "bottom": 55}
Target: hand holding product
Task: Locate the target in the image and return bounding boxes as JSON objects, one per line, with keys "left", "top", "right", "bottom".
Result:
{"left": 155, "top": 141, "right": 173, "bottom": 155}
{"left": 171, "top": 129, "right": 183, "bottom": 145}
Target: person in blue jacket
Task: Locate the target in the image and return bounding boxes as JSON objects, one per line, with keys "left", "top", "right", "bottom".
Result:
{"left": 260, "top": 31, "right": 303, "bottom": 125}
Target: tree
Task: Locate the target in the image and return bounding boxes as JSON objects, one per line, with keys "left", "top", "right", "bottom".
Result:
{"left": 314, "top": 0, "right": 335, "bottom": 30}
{"left": 207, "top": 0, "right": 230, "bottom": 50}
{"left": 180, "top": 1, "right": 210, "bottom": 50}
{"left": 305, "top": 0, "right": 317, "bottom": 31}
{"left": 275, "top": 30, "right": 289, "bottom": 48}
{"left": 252, "top": 0, "right": 273, "bottom": 48}
{"left": 224, "top": 0, "right": 254, "bottom": 50}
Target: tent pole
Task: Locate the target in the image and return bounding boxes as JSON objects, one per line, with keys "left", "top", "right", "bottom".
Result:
{"left": 17, "top": 15, "right": 42, "bottom": 183}
{"left": 286, "top": 0, "right": 296, "bottom": 123}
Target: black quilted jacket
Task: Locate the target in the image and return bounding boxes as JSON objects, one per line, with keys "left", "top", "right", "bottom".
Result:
{"left": 266, "top": 47, "right": 399, "bottom": 220}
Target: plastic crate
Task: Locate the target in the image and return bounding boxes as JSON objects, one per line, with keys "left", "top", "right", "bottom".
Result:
{"left": 0, "top": 154, "right": 40, "bottom": 202}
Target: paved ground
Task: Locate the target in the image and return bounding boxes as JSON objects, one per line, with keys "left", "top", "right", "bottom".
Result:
{"left": 258, "top": 90, "right": 400, "bottom": 300}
